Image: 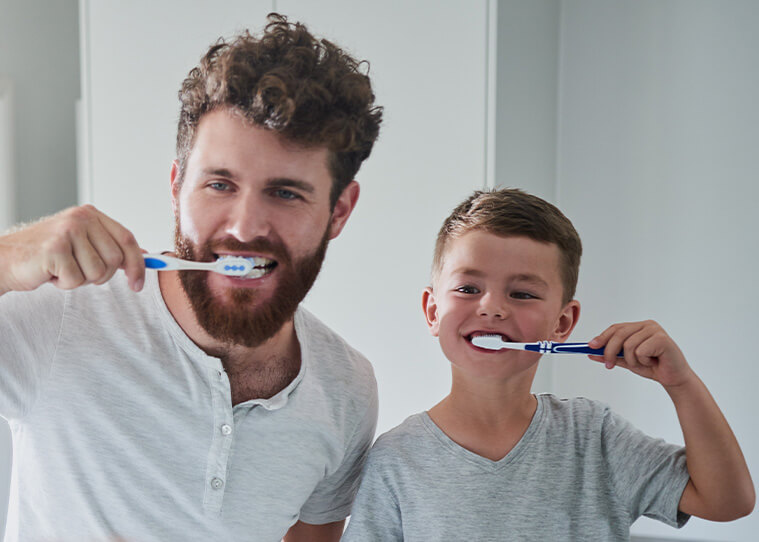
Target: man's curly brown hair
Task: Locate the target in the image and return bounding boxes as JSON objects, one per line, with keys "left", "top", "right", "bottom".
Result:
{"left": 176, "top": 13, "right": 383, "bottom": 207}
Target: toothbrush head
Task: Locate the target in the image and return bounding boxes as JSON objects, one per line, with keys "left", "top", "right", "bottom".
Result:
{"left": 216, "top": 255, "right": 276, "bottom": 278}
{"left": 215, "top": 256, "right": 255, "bottom": 277}
{"left": 470, "top": 334, "right": 507, "bottom": 350}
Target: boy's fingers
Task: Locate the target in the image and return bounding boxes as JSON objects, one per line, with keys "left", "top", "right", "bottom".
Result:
{"left": 622, "top": 327, "right": 652, "bottom": 369}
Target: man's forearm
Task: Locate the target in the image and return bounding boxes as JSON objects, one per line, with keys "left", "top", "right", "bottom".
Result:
{"left": 284, "top": 519, "right": 345, "bottom": 542}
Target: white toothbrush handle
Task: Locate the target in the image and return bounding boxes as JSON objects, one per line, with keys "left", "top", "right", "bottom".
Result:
{"left": 142, "top": 254, "right": 215, "bottom": 272}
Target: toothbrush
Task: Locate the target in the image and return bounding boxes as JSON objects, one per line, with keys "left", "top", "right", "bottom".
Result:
{"left": 142, "top": 253, "right": 256, "bottom": 277}
{"left": 470, "top": 335, "right": 624, "bottom": 357}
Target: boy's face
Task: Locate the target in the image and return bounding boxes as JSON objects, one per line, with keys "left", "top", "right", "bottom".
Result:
{"left": 422, "top": 231, "right": 580, "bottom": 382}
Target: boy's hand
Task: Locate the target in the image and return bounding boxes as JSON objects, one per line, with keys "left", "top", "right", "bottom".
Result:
{"left": 588, "top": 320, "right": 695, "bottom": 389}
{"left": 0, "top": 205, "right": 146, "bottom": 295}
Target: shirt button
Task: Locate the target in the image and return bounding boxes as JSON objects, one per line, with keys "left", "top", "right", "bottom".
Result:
{"left": 220, "top": 424, "right": 232, "bottom": 436}
{"left": 211, "top": 477, "right": 224, "bottom": 490}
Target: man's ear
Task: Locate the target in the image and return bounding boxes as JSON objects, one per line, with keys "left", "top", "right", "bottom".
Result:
{"left": 328, "top": 181, "right": 360, "bottom": 240}
{"left": 170, "top": 160, "right": 181, "bottom": 214}
{"left": 551, "top": 299, "right": 581, "bottom": 342}
{"left": 422, "top": 286, "right": 440, "bottom": 337}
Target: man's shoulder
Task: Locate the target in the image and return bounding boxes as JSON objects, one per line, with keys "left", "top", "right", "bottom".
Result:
{"left": 296, "top": 306, "right": 374, "bottom": 378}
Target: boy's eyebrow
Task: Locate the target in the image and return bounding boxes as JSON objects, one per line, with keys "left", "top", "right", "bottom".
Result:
{"left": 452, "top": 268, "right": 549, "bottom": 287}
{"left": 266, "top": 177, "right": 316, "bottom": 194}
{"left": 510, "top": 273, "right": 549, "bottom": 287}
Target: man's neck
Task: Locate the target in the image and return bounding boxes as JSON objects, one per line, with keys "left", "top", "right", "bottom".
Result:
{"left": 157, "top": 271, "right": 301, "bottom": 403}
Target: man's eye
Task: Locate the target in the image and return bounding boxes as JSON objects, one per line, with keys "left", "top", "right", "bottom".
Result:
{"left": 455, "top": 285, "right": 480, "bottom": 294}
{"left": 209, "top": 182, "right": 230, "bottom": 191}
{"left": 274, "top": 189, "right": 299, "bottom": 200}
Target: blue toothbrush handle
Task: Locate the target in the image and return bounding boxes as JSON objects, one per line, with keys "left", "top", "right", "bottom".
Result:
{"left": 551, "top": 342, "right": 624, "bottom": 357}
{"left": 143, "top": 256, "right": 169, "bottom": 269}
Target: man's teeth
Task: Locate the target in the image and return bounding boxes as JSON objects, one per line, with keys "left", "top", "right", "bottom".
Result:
{"left": 245, "top": 265, "right": 278, "bottom": 278}
{"left": 217, "top": 255, "right": 272, "bottom": 267}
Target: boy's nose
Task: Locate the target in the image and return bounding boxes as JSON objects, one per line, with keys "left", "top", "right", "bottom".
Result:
{"left": 225, "top": 195, "right": 271, "bottom": 241}
{"left": 478, "top": 293, "right": 509, "bottom": 319}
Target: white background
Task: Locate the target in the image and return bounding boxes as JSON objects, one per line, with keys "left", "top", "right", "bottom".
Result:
{"left": 2, "top": 1, "right": 757, "bottom": 540}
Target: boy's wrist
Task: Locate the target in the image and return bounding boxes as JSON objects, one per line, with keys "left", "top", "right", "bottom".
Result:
{"left": 662, "top": 369, "right": 702, "bottom": 400}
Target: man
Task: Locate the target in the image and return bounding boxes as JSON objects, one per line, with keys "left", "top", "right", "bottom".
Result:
{"left": 0, "top": 14, "right": 382, "bottom": 541}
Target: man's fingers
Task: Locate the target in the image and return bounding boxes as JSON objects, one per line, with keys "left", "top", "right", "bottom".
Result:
{"left": 87, "top": 210, "right": 145, "bottom": 291}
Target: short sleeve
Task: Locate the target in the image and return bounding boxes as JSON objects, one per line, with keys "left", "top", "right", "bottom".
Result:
{"left": 0, "top": 286, "right": 66, "bottom": 421}
{"left": 297, "top": 383, "right": 379, "bottom": 525}
{"left": 341, "top": 441, "right": 404, "bottom": 542}
{"left": 601, "top": 407, "right": 691, "bottom": 528}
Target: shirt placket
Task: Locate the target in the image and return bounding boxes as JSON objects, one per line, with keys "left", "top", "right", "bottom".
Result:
{"left": 203, "top": 366, "right": 235, "bottom": 515}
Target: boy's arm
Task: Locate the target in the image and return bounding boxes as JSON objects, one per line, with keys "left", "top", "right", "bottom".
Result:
{"left": 589, "top": 320, "right": 755, "bottom": 521}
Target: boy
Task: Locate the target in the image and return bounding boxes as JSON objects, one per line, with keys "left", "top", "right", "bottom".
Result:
{"left": 343, "top": 189, "right": 754, "bottom": 541}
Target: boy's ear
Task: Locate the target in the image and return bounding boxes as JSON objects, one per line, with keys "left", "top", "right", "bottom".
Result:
{"left": 422, "top": 286, "right": 440, "bottom": 337}
{"left": 551, "top": 299, "right": 581, "bottom": 342}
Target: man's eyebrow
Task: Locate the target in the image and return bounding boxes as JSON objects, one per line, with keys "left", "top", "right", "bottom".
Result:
{"left": 266, "top": 177, "right": 316, "bottom": 194}
{"left": 202, "top": 167, "right": 236, "bottom": 178}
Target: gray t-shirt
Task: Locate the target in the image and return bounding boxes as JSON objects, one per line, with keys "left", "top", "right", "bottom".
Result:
{"left": 0, "top": 272, "right": 378, "bottom": 541}
{"left": 343, "top": 394, "right": 690, "bottom": 541}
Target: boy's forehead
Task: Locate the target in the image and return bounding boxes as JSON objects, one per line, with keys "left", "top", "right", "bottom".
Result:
{"left": 442, "top": 231, "right": 562, "bottom": 282}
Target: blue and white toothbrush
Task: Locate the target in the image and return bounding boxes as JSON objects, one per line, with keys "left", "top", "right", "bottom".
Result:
{"left": 471, "top": 335, "right": 624, "bottom": 357}
{"left": 142, "top": 253, "right": 262, "bottom": 278}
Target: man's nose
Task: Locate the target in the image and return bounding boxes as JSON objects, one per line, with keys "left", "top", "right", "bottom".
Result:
{"left": 478, "top": 292, "right": 509, "bottom": 319}
{"left": 225, "top": 195, "right": 271, "bottom": 241}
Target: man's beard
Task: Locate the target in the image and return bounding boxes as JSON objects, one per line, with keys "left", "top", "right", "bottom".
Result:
{"left": 174, "top": 220, "right": 330, "bottom": 348}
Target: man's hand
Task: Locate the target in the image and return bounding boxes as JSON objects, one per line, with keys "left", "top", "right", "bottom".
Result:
{"left": 0, "top": 205, "right": 145, "bottom": 295}
{"left": 587, "top": 319, "right": 694, "bottom": 389}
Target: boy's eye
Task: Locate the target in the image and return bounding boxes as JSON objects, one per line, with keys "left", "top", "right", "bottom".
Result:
{"left": 510, "top": 291, "right": 536, "bottom": 300}
{"left": 455, "top": 285, "right": 480, "bottom": 294}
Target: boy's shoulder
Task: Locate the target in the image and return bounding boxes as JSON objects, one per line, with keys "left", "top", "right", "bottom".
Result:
{"left": 372, "top": 412, "right": 430, "bottom": 451}
{"left": 365, "top": 412, "right": 441, "bottom": 468}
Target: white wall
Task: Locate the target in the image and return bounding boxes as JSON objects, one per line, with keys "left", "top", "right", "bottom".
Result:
{"left": 553, "top": 1, "right": 759, "bottom": 540}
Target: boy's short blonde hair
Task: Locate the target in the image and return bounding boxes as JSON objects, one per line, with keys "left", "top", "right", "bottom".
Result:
{"left": 432, "top": 189, "right": 582, "bottom": 304}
